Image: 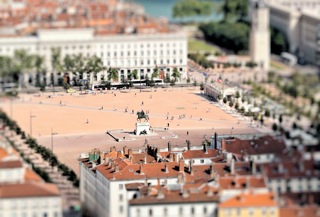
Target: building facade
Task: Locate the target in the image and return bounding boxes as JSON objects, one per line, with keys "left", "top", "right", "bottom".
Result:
{"left": 0, "top": 28, "right": 188, "bottom": 86}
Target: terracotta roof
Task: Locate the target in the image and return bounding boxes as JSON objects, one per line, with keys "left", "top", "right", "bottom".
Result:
{"left": 219, "top": 192, "right": 277, "bottom": 208}
{"left": 280, "top": 206, "right": 320, "bottom": 217}
{"left": 262, "top": 159, "right": 319, "bottom": 179}
{"left": 0, "top": 160, "right": 22, "bottom": 169}
{"left": 222, "top": 135, "right": 286, "bottom": 157}
{"left": 0, "top": 148, "right": 9, "bottom": 160}
{"left": 182, "top": 149, "right": 219, "bottom": 159}
{"left": 24, "top": 167, "right": 43, "bottom": 182}
{"left": 129, "top": 186, "right": 219, "bottom": 205}
{"left": 0, "top": 182, "right": 60, "bottom": 198}
{"left": 218, "top": 176, "right": 266, "bottom": 190}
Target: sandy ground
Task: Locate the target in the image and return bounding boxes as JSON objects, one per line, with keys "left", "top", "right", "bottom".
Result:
{"left": 0, "top": 88, "right": 258, "bottom": 175}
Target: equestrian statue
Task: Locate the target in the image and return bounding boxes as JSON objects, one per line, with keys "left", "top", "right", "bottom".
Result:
{"left": 136, "top": 110, "right": 149, "bottom": 122}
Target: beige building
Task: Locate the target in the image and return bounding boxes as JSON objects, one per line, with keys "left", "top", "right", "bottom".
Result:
{"left": 250, "top": 0, "right": 270, "bottom": 71}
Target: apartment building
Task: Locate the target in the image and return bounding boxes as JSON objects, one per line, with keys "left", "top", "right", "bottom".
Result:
{"left": 0, "top": 140, "right": 62, "bottom": 217}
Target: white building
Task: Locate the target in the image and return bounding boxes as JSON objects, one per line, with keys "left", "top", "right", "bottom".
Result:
{"left": 250, "top": 0, "right": 270, "bottom": 71}
{"left": 0, "top": 141, "right": 62, "bottom": 217}
{"left": 268, "top": 0, "right": 320, "bottom": 66}
{"left": 0, "top": 28, "right": 188, "bottom": 85}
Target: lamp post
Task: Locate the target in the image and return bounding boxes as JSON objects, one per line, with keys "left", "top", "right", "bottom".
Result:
{"left": 29, "top": 112, "right": 36, "bottom": 137}
{"left": 230, "top": 127, "right": 234, "bottom": 137}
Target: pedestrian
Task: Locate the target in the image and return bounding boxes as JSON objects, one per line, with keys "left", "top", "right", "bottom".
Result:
{"left": 187, "top": 131, "right": 189, "bottom": 135}
{"left": 142, "top": 101, "right": 144, "bottom": 105}
{"left": 167, "top": 123, "right": 170, "bottom": 127}
{"left": 86, "top": 118, "right": 89, "bottom": 124}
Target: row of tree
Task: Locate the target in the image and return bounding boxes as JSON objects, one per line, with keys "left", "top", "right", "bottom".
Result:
{"left": 0, "top": 110, "right": 79, "bottom": 187}
{"left": 172, "top": 0, "right": 213, "bottom": 18}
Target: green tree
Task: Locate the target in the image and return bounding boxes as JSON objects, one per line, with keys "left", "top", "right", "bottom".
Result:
{"left": 223, "top": 97, "right": 227, "bottom": 104}
{"left": 265, "top": 109, "right": 270, "bottom": 117}
{"left": 219, "top": 0, "right": 248, "bottom": 22}
{"left": 187, "top": 77, "right": 191, "bottom": 84}
{"left": 279, "top": 114, "right": 283, "bottom": 124}
{"left": 85, "top": 55, "right": 106, "bottom": 86}
{"left": 172, "top": 0, "right": 213, "bottom": 18}
{"left": 172, "top": 68, "right": 181, "bottom": 82}
{"left": 132, "top": 69, "right": 138, "bottom": 80}
{"left": 272, "top": 123, "right": 278, "bottom": 132}
{"left": 229, "top": 101, "right": 234, "bottom": 107}
{"left": 199, "top": 22, "right": 250, "bottom": 54}
{"left": 152, "top": 67, "right": 159, "bottom": 80}
{"left": 108, "top": 68, "right": 118, "bottom": 82}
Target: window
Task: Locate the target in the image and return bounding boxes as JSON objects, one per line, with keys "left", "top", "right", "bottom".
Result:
{"left": 119, "top": 205, "right": 123, "bottom": 213}
{"left": 119, "top": 194, "right": 123, "bottom": 201}
{"left": 43, "top": 213, "right": 48, "bottom": 217}
{"left": 149, "top": 209, "right": 153, "bottom": 217}
{"left": 119, "top": 184, "right": 123, "bottom": 190}
{"left": 164, "top": 208, "right": 168, "bottom": 216}
{"left": 237, "top": 208, "right": 241, "bottom": 216}
{"left": 203, "top": 207, "right": 207, "bottom": 214}
{"left": 179, "top": 207, "right": 183, "bottom": 215}
{"left": 180, "top": 68, "right": 183, "bottom": 72}
{"left": 191, "top": 207, "right": 195, "bottom": 214}
{"left": 137, "top": 209, "right": 140, "bottom": 217}
{"left": 200, "top": 159, "right": 204, "bottom": 163}
{"left": 249, "top": 208, "right": 254, "bottom": 216}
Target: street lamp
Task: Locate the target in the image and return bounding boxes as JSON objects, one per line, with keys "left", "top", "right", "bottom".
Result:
{"left": 230, "top": 127, "right": 234, "bottom": 137}
{"left": 29, "top": 112, "right": 36, "bottom": 137}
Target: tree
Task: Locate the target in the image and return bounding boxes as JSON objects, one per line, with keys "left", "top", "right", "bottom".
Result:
{"left": 51, "top": 47, "right": 62, "bottom": 87}
{"left": 33, "top": 55, "right": 44, "bottom": 87}
{"left": 272, "top": 123, "right": 278, "bottom": 132}
{"left": 219, "top": 0, "right": 248, "bottom": 22}
{"left": 152, "top": 67, "right": 159, "bottom": 80}
{"left": 108, "top": 68, "right": 118, "bottom": 82}
{"left": 187, "top": 77, "right": 191, "bottom": 84}
{"left": 85, "top": 55, "right": 106, "bottom": 86}
{"left": 235, "top": 91, "right": 240, "bottom": 98}
{"left": 260, "top": 115, "right": 264, "bottom": 126}
{"left": 132, "top": 69, "right": 138, "bottom": 80}
{"left": 223, "top": 97, "right": 227, "bottom": 104}
{"left": 265, "top": 109, "right": 270, "bottom": 117}
{"left": 235, "top": 102, "right": 239, "bottom": 110}
{"left": 292, "top": 122, "right": 297, "bottom": 129}
{"left": 172, "top": 68, "right": 181, "bottom": 82}
{"left": 229, "top": 101, "right": 234, "bottom": 107}
{"left": 193, "top": 80, "right": 198, "bottom": 86}
{"left": 172, "top": 0, "right": 212, "bottom": 19}
{"left": 279, "top": 114, "right": 283, "bottom": 124}
{"left": 199, "top": 22, "right": 250, "bottom": 54}
{"left": 200, "top": 82, "right": 204, "bottom": 91}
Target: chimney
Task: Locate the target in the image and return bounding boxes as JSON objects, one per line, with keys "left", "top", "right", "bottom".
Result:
{"left": 177, "top": 173, "right": 185, "bottom": 183}
{"left": 169, "top": 153, "right": 174, "bottom": 162}
{"left": 157, "top": 187, "right": 165, "bottom": 199}
{"left": 278, "top": 163, "right": 284, "bottom": 173}
{"left": 179, "top": 159, "right": 184, "bottom": 172}
{"left": 207, "top": 187, "right": 213, "bottom": 197}
{"left": 123, "top": 146, "right": 128, "bottom": 156}
{"left": 165, "top": 164, "right": 169, "bottom": 173}
{"left": 187, "top": 140, "right": 191, "bottom": 150}
{"left": 250, "top": 160, "right": 257, "bottom": 175}
{"left": 168, "top": 142, "right": 172, "bottom": 152}
{"left": 298, "top": 161, "right": 304, "bottom": 172}
{"left": 128, "top": 149, "right": 133, "bottom": 158}
{"left": 140, "top": 165, "right": 145, "bottom": 175}
{"left": 189, "top": 160, "right": 194, "bottom": 175}
{"left": 108, "top": 159, "right": 112, "bottom": 167}
{"left": 210, "top": 162, "right": 215, "bottom": 178}
{"left": 144, "top": 154, "right": 147, "bottom": 164}
{"left": 182, "top": 189, "right": 189, "bottom": 198}
{"left": 110, "top": 146, "right": 116, "bottom": 152}
{"left": 221, "top": 139, "right": 226, "bottom": 151}
{"left": 117, "top": 151, "right": 122, "bottom": 159}
{"left": 214, "top": 132, "right": 218, "bottom": 149}
{"left": 246, "top": 176, "right": 250, "bottom": 190}
{"left": 173, "top": 153, "right": 178, "bottom": 162}
{"left": 231, "top": 158, "right": 235, "bottom": 175}
{"left": 203, "top": 142, "right": 208, "bottom": 154}
{"left": 115, "top": 165, "right": 119, "bottom": 173}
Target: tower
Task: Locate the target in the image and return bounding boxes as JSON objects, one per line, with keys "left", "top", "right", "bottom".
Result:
{"left": 250, "top": 0, "right": 270, "bottom": 71}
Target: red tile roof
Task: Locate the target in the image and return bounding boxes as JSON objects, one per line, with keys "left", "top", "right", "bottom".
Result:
{"left": 0, "top": 182, "right": 60, "bottom": 198}
{"left": 219, "top": 192, "right": 277, "bottom": 208}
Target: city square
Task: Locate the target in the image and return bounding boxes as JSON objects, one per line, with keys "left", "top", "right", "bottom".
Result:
{"left": 1, "top": 87, "right": 258, "bottom": 174}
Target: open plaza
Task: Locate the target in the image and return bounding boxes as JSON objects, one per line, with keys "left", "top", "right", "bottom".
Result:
{"left": 0, "top": 87, "right": 259, "bottom": 175}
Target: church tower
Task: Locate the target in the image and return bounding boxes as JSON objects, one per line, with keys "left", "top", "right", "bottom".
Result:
{"left": 249, "top": 0, "right": 270, "bottom": 71}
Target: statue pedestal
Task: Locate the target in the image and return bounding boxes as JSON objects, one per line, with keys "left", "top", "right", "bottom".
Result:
{"left": 135, "top": 122, "right": 150, "bottom": 135}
